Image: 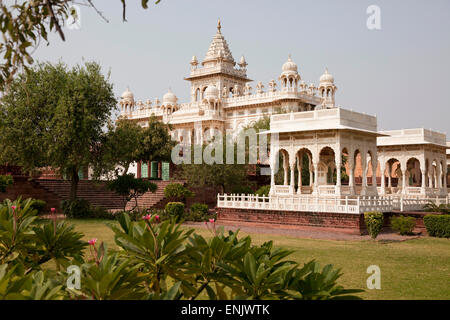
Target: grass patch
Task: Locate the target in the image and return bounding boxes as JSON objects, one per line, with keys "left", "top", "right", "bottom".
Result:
{"left": 69, "top": 219, "right": 450, "bottom": 300}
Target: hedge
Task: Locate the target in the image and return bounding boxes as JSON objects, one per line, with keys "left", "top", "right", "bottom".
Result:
{"left": 423, "top": 215, "right": 450, "bottom": 238}
{"left": 364, "top": 211, "right": 384, "bottom": 239}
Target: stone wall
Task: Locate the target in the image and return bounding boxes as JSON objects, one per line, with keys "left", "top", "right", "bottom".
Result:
{"left": 217, "top": 207, "right": 366, "bottom": 234}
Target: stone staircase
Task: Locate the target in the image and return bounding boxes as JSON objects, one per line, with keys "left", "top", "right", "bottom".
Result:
{"left": 126, "top": 180, "right": 186, "bottom": 211}
{"left": 33, "top": 179, "right": 124, "bottom": 210}
{"left": 33, "top": 178, "right": 186, "bottom": 212}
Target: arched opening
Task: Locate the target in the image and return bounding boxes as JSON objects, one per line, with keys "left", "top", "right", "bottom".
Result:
{"left": 295, "top": 148, "right": 313, "bottom": 194}
{"left": 274, "top": 149, "right": 290, "bottom": 187}
{"left": 318, "top": 147, "right": 336, "bottom": 191}
{"left": 386, "top": 158, "right": 401, "bottom": 194}
{"left": 195, "top": 88, "right": 200, "bottom": 102}
{"left": 406, "top": 157, "right": 422, "bottom": 188}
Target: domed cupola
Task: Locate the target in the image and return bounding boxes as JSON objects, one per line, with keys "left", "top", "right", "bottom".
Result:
{"left": 162, "top": 88, "right": 178, "bottom": 106}
{"left": 318, "top": 68, "right": 337, "bottom": 108}
{"left": 279, "top": 55, "right": 300, "bottom": 90}
{"left": 319, "top": 68, "right": 335, "bottom": 85}
{"left": 203, "top": 85, "right": 220, "bottom": 101}
{"left": 121, "top": 87, "right": 134, "bottom": 102}
{"left": 120, "top": 87, "right": 135, "bottom": 115}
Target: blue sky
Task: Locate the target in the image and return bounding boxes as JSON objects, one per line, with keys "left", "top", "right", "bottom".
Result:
{"left": 33, "top": 0, "right": 450, "bottom": 134}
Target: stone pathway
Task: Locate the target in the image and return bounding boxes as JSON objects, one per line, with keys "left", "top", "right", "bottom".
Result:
{"left": 184, "top": 221, "right": 423, "bottom": 241}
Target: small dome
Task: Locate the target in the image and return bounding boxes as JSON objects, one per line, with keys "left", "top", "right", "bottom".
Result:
{"left": 282, "top": 55, "right": 298, "bottom": 73}
{"left": 239, "top": 55, "right": 247, "bottom": 65}
{"left": 121, "top": 87, "right": 134, "bottom": 100}
{"left": 203, "top": 85, "right": 220, "bottom": 100}
{"left": 163, "top": 89, "right": 177, "bottom": 105}
{"left": 320, "top": 68, "right": 334, "bottom": 84}
{"left": 191, "top": 55, "right": 198, "bottom": 64}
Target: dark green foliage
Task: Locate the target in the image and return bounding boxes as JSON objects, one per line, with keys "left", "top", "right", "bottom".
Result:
{"left": 424, "top": 215, "right": 450, "bottom": 238}
{"left": 423, "top": 201, "right": 450, "bottom": 213}
{"left": 364, "top": 212, "right": 384, "bottom": 239}
{"left": 29, "top": 199, "right": 46, "bottom": 215}
{"left": 255, "top": 185, "right": 271, "bottom": 197}
{"left": 390, "top": 216, "right": 416, "bottom": 235}
{"left": 0, "top": 61, "right": 117, "bottom": 200}
{"left": 61, "top": 199, "right": 91, "bottom": 219}
{"left": 164, "top": 183, "right": 194, "bottom": 201}
{"left": 231, "top": 185, "right": 254, "bottom": 195}
{"left": 0, "top": 175, "right": 13, "bottom": 193}
{"left": 186, "top": 203, "right": 212, "bottom": 222}
{"left": 107, "top": 173, "right": 157, "bottom": 211}
{"left": 60, "top": 199, "right": 112, "bottom": 220}
{"left": 165, "top": 202, "right": 185, "bottom": 222}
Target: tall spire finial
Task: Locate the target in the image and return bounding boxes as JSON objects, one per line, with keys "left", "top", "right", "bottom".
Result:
{"left": 217, "top": 18, "right": 221, "bottom": 32}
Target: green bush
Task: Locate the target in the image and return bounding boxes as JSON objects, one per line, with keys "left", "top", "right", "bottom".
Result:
{"left": 164, "top": 183, "right": 194, "bottom": 201}
{"left": 255, "top": 185, "right": 270, "bottom": 197}
{"left": 231, "top": 185, "right": 254, "bottom": 195}
{"left": 424, "top": 215, "right": 450, "bottom": 238}
{"left": 186, "top": 203, "right": 211, "bottom": 222}
{"left": 390, "top": 215, "right": 416, "bottom": 235}
{"left": 61, "top": 199, "right": 113, "bottom": 219}
{"left": 29, "top": 199, "right": 46, "bottom": 215}
{"left": 0, "top": 175, "right": 13, "bottom": 193}
{"left": 364, "top": 211, "right": 384, "bottom": 239}
{"left": 165, "top": 202, "right": 185, "bottom": 222}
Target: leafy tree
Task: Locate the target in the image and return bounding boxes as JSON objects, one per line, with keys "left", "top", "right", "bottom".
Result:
{"left": 94, "top": 115, "right": 174, "bottom": 179}
{"left": 107, "top": 173, "right": 157, "bottom": 211}
{"left": 0, "top": 0, "right": 162, "bottom": 89}
{"left": 0, "top": 61, "right": 117, "bottom": 200}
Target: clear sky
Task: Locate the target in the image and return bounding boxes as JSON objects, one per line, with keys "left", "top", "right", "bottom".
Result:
{"left": 33, "top": 0, "right": 450, "bottom": 134}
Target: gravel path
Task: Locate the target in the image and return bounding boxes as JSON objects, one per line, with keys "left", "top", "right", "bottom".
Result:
{"left": 184, "top": 222, "right": 423, "bottom": 241}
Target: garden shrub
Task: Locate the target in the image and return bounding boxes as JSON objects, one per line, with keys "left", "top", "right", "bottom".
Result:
{"left": 390, "top": 215, "right": 416, "bottom": 235}
{"left": 61, "top": 199, "right": 113, "bottom": 219}
{"left": 423, "top": 201, "right": 450, "bottom": 214}
{"left": 364, "top": 211, "right": 384, "bottom": 239}
{"left": 186, "top": 203, "right": 211, "bottom": 222}
{"left": 165, "top": 202, "right": 185, "bottom": 221}
{"left": 29, "top": 199, "right": 46, "bottom": 215}
{"left": 0, "top": 175, "right": 13, "bottom": 193}
{"left": 424, "top": 215, "right": 450, "bottom": 238}
{"left": 164, "top": 183, "right": 194, "bottom": 201}
{"left": 255, "top": 185, "right": 270, "bottom": 197}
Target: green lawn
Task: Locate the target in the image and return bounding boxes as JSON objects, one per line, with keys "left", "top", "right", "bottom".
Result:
{"left": 70, "top": 219, "right": 450, "bottom": 300}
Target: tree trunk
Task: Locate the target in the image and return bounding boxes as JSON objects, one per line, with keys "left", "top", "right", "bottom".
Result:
{"left": 70, "top": 167, "right": 80, "bottom": 201}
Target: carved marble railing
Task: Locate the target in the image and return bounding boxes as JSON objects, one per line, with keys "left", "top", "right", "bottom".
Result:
{"left": 217, "top": 193, "right": 450, "bottom": 213}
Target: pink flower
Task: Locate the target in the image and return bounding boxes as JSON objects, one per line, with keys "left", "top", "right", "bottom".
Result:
{"left": 51, "top": 208, "right": 56, "bottom": 213}
{"left": 142, "top": 214, "right": 151, "bottom": 221}
{"left": 88, "top": 238, "right": 97, "bottom": 246}
{"left": 209, "top": 218, "right": 215, "bottom": 223}
{"left": 11, "top": 205, "right": 16, "bottom": 211}
{"left": 155, "top": 215, "right": 160, "bottom": 222}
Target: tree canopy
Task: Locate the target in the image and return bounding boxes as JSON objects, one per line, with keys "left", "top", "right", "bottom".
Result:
{"left": 0, "top": 61, "right": 117, "bottom": 200}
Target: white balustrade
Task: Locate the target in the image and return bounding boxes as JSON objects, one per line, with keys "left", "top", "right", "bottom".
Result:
{"left": 217, "top": 193, "right": 450, "bottom": 214}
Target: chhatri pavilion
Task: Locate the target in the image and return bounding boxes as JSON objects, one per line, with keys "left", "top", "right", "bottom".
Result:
{"left": 119, "top": 20, "right": 449, "bottom": 214}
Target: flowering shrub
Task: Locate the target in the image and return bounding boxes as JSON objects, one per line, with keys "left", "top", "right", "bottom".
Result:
{"left": 0, "top": 197, "right": 363, "bottom": 300}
